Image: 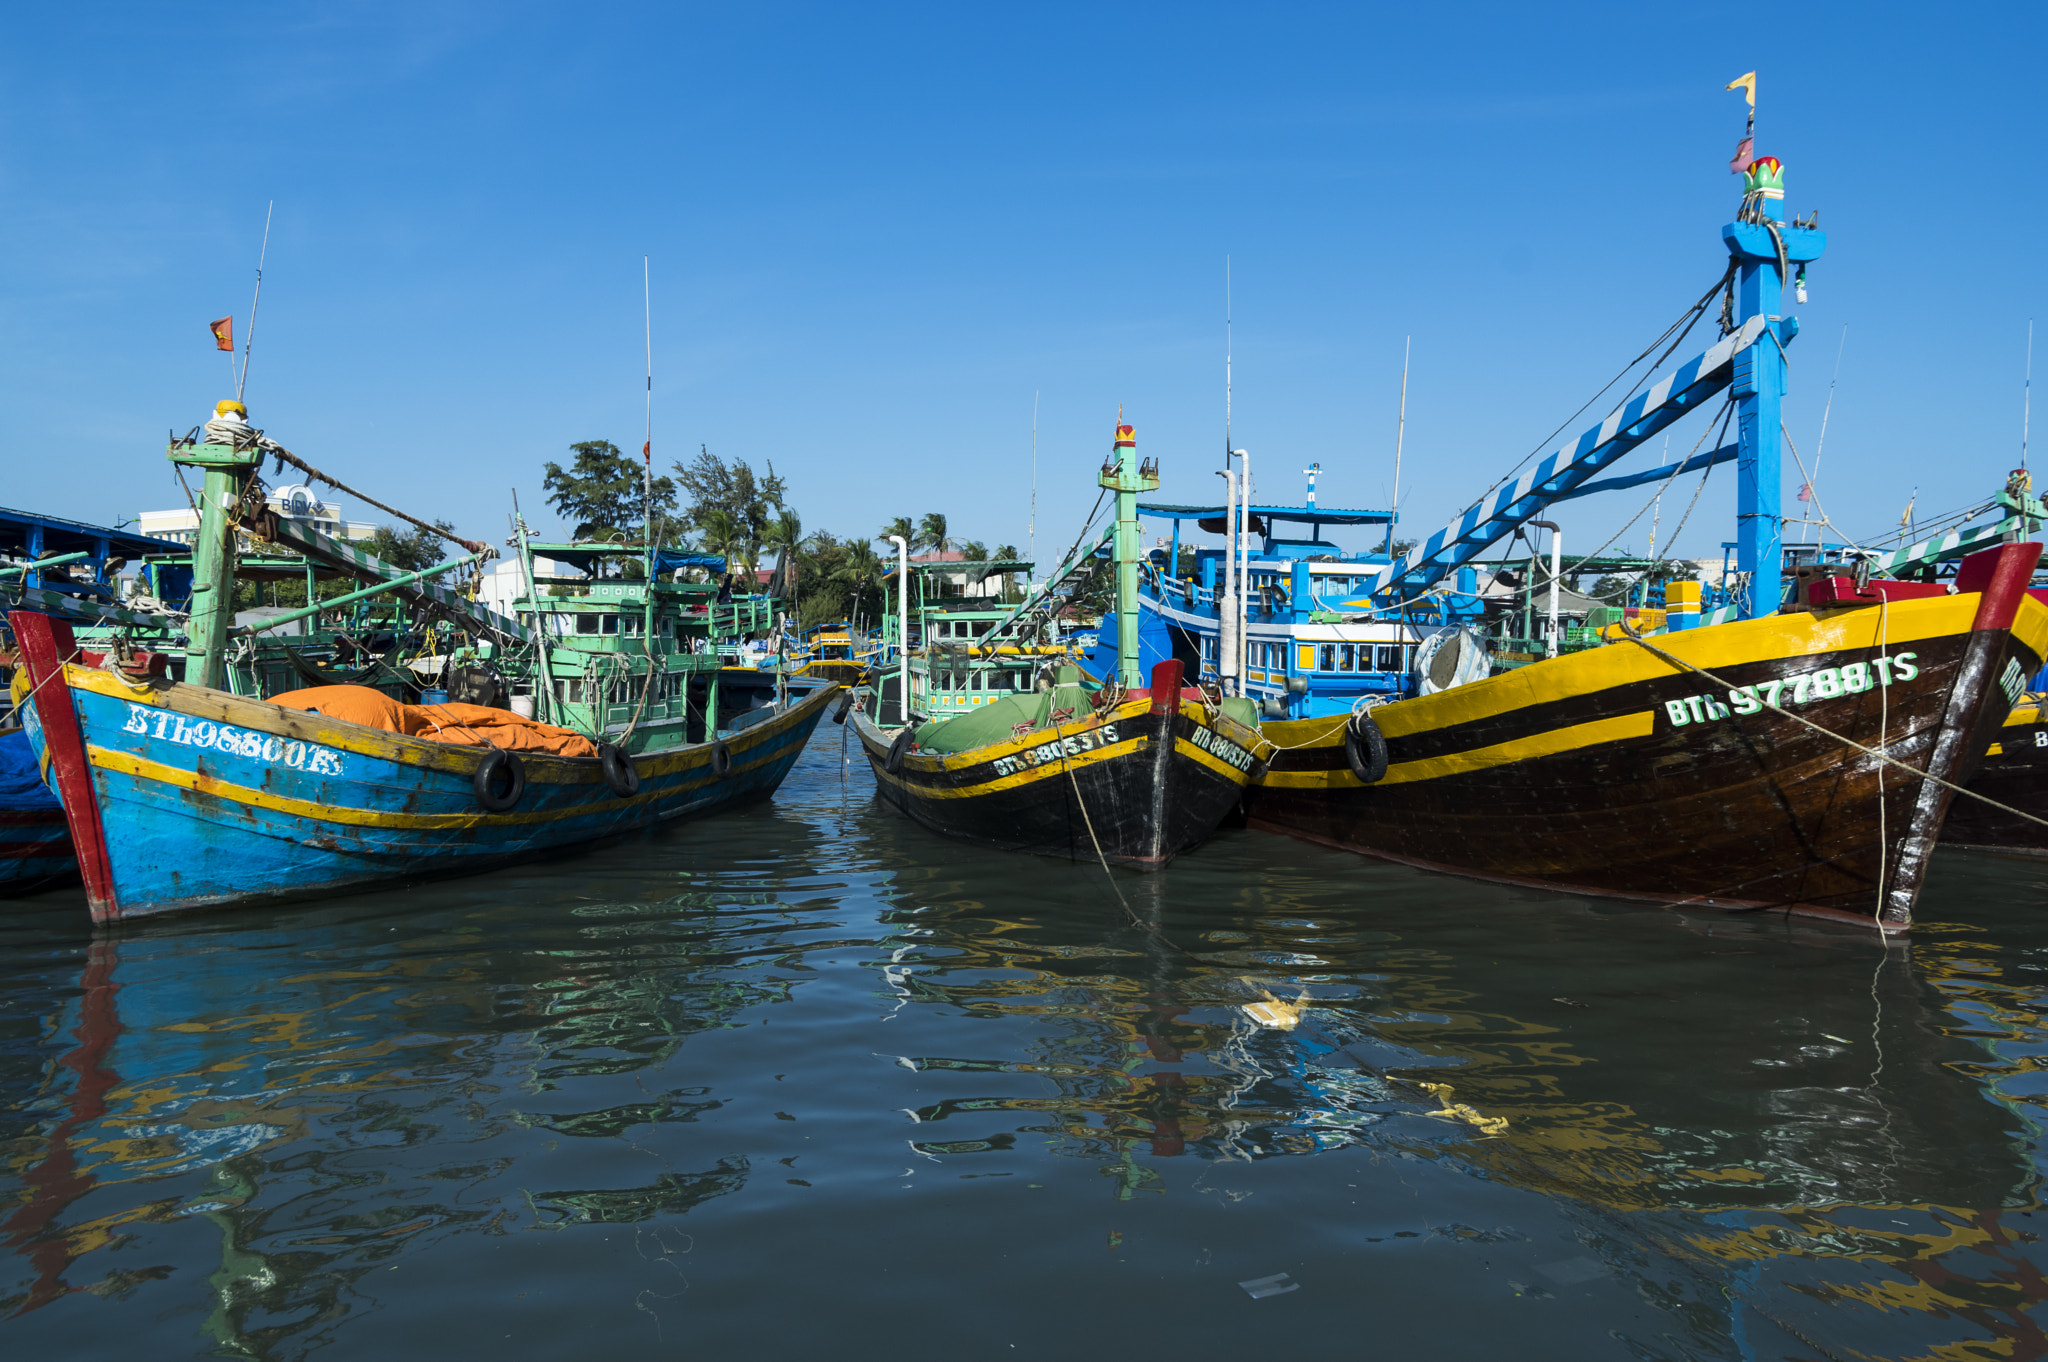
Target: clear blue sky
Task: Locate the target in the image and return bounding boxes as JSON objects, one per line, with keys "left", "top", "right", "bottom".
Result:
{"left": 3, "top": 3, "right": 2042, "bottom": 567}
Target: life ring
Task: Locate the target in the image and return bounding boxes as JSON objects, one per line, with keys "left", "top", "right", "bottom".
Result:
{"left": 599, "top": 742, "right": 640, "bottom": 797}
{"left": 474, "top": 748, "right": 526, "bottom": 812}
{"left": 710, "top": 741, "right": 733, "bottom": 777}
{"left": 832, "top": 691, "right": 854, "bottom": 725}
{"left": 885, "top": 725, "right": 917, "bottom": 774}
{"left": 1343, "top": 711, "right": 1389, "bottom": 784}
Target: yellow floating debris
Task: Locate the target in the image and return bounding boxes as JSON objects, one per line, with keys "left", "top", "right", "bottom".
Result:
{"left": 1239, "top": 988, "right": 1310, "bottom": 1030}
{"left": 1419, "top": 1081, "right": 1509, "bottom": 1136}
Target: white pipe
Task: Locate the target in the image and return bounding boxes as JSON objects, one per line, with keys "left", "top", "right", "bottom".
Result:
{"left": 889, "top": 534, "right": 910, "bottom": 725}
{"left": 1215, "top": 469, "right": 1238, "bottom": 691}
{"left": 1549, "top": 527, "right": 1561, "bottom": 658}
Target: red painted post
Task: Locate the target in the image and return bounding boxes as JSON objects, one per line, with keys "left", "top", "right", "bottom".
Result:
{"left": 9, "top": 612, "right": 119, "bottom": 922}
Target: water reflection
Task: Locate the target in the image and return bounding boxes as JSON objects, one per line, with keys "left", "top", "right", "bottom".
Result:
{"left": 2, "top": 728, "right": 2047, "bottom": 1359}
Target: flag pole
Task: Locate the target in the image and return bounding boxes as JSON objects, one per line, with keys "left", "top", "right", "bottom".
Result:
{"left": 1387, "top": 335, "right": 1409, "bottom": 558}
{"left": 1806, "top": 325, "right": 1848, "bottom": 543}
{"left": 643, "top": 255, "right": 655, "bottom": 629}
{"left": 236, "top": 200, "right": 273, "bottom": 402}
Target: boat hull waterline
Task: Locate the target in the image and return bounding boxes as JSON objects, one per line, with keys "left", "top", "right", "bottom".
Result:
{"left": 1248, "top": 543, "right": 2048, "bottom": 932}
{"left": 10, "top": 612, "right": 839, "bottom": 922}
{"left": 852, "top": 695, "right": 1267, "bottom": 870}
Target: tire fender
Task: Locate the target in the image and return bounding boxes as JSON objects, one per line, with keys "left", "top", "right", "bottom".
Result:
{"left": 885, "top": 725, "right": 917, "bottom": 774}
{"left": 710, "top": 741, "right": 734, "bottom": 777}
{"left": 474, "top": 748, "right": 527, "bottom": 812}
{"left": 599, "top": 742, "right": 640, "bottom": 797}
{"left": 1343, "top": 711, "right": 1389, "bottom": 784}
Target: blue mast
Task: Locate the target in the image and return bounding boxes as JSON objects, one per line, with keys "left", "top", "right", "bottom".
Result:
{"left": 1723, "top": 155, "right": 1824, "bottom": 617}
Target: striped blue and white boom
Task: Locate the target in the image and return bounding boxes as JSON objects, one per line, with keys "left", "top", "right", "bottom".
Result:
{"left": 1369, "top": 315, "right": 1768, "bottom": 606}
{"left": 264, "top": 516, "right": 532, "bottom": 644}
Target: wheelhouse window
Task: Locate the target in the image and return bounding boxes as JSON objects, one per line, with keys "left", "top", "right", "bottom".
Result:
{"left": 1318, "top": 644, "right": 1336, "bottom": 672}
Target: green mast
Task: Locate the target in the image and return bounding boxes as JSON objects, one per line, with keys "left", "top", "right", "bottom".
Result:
{"left": 1098, "top": 419, "right": 1159, "bottom": 688}
{"left": 169, "top": 403, "right": 264, "bottom": 690}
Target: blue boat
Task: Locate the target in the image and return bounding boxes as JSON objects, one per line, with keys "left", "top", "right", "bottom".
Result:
{"left": 0, "top": 726, "right": 70, "bottom": 892}
{"left": 10, "top": 611, "right": 835, "bottom": 922}
{"left": 7, "top": 411, "right": 837, "bottom": 924}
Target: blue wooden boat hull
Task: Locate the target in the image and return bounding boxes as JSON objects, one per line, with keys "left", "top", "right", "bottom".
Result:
{"left": 0, "top": 727, "right": 74, "bottom": 892}
{"left": 10, "top": 613, "right": 835, "bottom": 922}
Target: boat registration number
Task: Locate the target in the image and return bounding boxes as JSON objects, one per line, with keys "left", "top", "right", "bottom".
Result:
{"left": 122, "top": 702, "right": 346, "bottom": 775}
{"left": 990, "top": 723, "right": 1121, "bottom": 776}
{"left": 1663, "top": 652, "right": 1919, "bottom": 728}
{"left": 1188, "top": 723, "right": 1255, "bottom": 771}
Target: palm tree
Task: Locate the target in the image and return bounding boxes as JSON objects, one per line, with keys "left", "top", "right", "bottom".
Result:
{"left": 698, "top": 507, "right": 740, "bottom": 580}
{"left": 993, "top": 544, "right": 1020, "bottom": 562}
{"left": 878, "top": 516, "right": 914, "bottom": 549}
{"left": 959, "top": 539, "right": 989, "bottom": 562}
{"left": 915, "top": 512, "right": 951, "bottom": 557}
{"left": 762, "top": 510, "right": 804, "bottom": 599}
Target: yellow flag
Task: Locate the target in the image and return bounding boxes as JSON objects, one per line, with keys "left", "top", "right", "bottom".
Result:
{"left": 1726, "top": 71, "right": 1756, "bottom": 107}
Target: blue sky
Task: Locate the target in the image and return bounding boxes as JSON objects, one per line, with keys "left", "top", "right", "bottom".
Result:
{"left": 3, "top": 3, "right": 2042, "bottom": 567}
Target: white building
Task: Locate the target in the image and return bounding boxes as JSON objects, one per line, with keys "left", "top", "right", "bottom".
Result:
{"left": 476, "top": 554, "right": 585, "bottom": 614}
{"left": 137, "top": 483, "right": 376, "bottom": 548}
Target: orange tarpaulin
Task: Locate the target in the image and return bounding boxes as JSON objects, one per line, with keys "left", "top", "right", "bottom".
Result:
{"left": 270, "top": 686, "right": 602, "bottom": 759}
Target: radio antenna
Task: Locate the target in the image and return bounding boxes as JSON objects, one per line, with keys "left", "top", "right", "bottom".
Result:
{"left": 1029, "top": 389, "right": 1039, "bottom": 581}
{"left": 235, "top": 200, "right": 273, "bottom": 401}
{"left": 1387, "top": 335, "right": 1410, "bottom": 557}
{"left": 1224, "top": 257, "right": 1233, "bottom": 466}
{"left": 2024, "top": 319, "right": 2034, "bottom": 471}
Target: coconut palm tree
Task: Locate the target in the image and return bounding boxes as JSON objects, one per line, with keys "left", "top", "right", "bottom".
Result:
{"left": 762, "top": 510, "right": 804, "bottom": 599}
{"left": 878, "top": 516, "right": 914, "bottom": 549}
{"left": 959, "top": 539, "right": 989, "bottom": 562}
{"left": 915, "top": 512, "right": 951, "bottom": 557}
{"left": 697, "top": 507, "right": 741, "bottom": 580}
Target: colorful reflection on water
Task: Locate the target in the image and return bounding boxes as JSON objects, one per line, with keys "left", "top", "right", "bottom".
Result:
{"left": 4, "top": 725, "right": 2048, "bottom": 1358}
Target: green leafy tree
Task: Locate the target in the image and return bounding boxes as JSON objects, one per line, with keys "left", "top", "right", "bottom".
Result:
{"left": 673, "top": 445, "right": 785, "bottom": 576}
{"left": 365, "top": 520, "right": 458, "bottom": 573}
{"left": 542, "top": 440, "right": 678, "bottom": 542}
{"left": 877, "top": 517, "right": 914, "bottom": 549}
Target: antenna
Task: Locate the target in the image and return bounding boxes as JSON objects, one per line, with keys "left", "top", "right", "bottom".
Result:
{"left": 643, "top": 254, "right": 654, "bottom": 527}
{"left": 1224, "top": 257, "right": 1233, "bottom": 466}
{"left": 2024, "top": 319, "right": 2035, "bottom": 471}
{"left": 1029, "top": 390, "right": 1039, "bottom": 581}
{"left": 236, "top": 200, "right": 274, "bottom": 401}
{"left": 1806, "top": 324, "right": 1847, "bottom": 544}
{"left": 1649, "top": 432, "right": 1669, "bottom": 559}
{"left": 1387, "top": 335, "right": 1410, "bottom": 556}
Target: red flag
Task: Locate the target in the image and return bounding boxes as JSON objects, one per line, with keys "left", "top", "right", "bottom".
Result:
{"left": 643, "top": 439, "right": 651, "bottom": 463}
{"left": 1728, "top": 136, "right": 1755, "bottom": 175}
{"left": 209, "top": 316, "right": 233, "bottom": 351}
{"left": 1797, "top": 482, "right": 1812, "bottom": 503}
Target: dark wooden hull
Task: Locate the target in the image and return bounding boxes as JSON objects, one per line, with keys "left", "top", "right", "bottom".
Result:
{"left": 852, "top": 697, "right": 1265, "bottom": 870}
{"left": 1943, "top": 699, "right": 2048, "bottom": 857}
{"left": 1249, "top": 554, "right": 2048, "bottom": 932}
{"left": 799, "top": 660, "right": 869, "bottom": 685}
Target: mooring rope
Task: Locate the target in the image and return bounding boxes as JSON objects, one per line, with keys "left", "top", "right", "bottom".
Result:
{"left": 1618, "top": 627, "right": 2048, "bottom": 832}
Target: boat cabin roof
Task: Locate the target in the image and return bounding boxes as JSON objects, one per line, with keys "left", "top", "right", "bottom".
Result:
{"left": 0, "top": 505, "right": 181, "bottom": 562}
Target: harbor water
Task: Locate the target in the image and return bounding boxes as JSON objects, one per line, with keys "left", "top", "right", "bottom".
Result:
{"left": 5, "top": 721, "right": 2048, "bottom": 1359}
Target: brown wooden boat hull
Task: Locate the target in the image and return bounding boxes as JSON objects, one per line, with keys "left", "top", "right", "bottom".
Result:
{"left": 1943, "top": 698, "right": 2048, "bottom": 857}
{"left": 1249, "top": 552, "right": 2048, "bottom": 932}
{"left": 852, "top": 697, "right": 1265, "bottom": 870}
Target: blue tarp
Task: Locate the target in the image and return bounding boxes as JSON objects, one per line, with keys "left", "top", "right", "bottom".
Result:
{"left": 654, "top": 549, "right": 728, "bottom": 575}
{"left": 0, "top": 728, "right": 59, "bottom": 812}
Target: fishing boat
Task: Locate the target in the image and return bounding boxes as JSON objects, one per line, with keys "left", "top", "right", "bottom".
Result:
{"left": 850, "top": 424, "right": 1272, "bottom": 868}
{"left": 1241, "top": 155, "right": 2048, "bottom": 933}
{"left": 10, "top": 409, "right": 836, "bottom": 923}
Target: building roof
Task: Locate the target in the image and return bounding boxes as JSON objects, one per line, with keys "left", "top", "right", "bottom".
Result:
{"left": 0, "top": 504, "right": 183, "bottom": 560}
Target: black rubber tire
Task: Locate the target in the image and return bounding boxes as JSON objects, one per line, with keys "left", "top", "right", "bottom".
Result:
{"left": 710, "top": 741, "right": 733, "bottom": 777}
{"left": 832, "top": 692, "right": 854, "bottom": 725}
{"left": 473, "top": 748, "right": 526, "bottom": 812}
{"left": 885, "top": 725, "right": 917, "bottom": 774}
{"left": 599, "top": 742, "right": 640, "bottom": 797}
{"left": 1343, "top": 711, "right": 1389, "bottom": 784}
